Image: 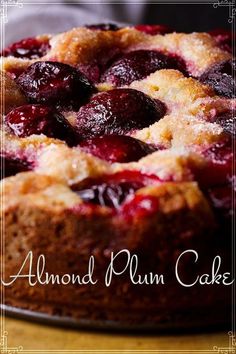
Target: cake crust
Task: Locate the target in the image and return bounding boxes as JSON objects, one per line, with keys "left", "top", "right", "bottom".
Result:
{"left": 1, "top": 24, "right": 234, "bottom": 327}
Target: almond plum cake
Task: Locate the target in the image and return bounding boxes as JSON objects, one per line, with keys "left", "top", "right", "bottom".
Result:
{"left": 0, "top": 24, "right": 235, "bottom": 328}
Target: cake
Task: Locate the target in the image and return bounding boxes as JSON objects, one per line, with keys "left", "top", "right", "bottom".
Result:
{"left": 0, "top": 24, "right": 235, "bottom": 329}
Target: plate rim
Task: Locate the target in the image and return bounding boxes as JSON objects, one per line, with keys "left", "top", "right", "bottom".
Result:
{"left": 1, "top": 304, "right": 230, "bottom": 334}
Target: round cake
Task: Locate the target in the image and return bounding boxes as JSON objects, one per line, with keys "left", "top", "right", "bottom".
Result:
{"left": 0, "top": 23, "right": 234, "bottom": 329}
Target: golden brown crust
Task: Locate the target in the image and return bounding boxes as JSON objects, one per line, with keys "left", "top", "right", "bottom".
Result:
{"left": 132, "top": 113, "right": 225, "bottom": 148}
{"left": 2, "top": 173, "right": 80, "bottom": 211}
{"left": 128, "top": 69, "right": 215, "bottom": 113}
{"left": 1, "top": 28, "right": 230, "bottom": 77}
{"left": 36, "top": 144, "right": 111, "bottom": 185}
{"left": 114, "top": 148, "right": 205, "bottom": 182}
{"left": 3, "top": 129, "right": 208, "bottom": 185}
{"left": 0, "top": 71, "right": 27, "bottom": 114}
{"left": 137, "top": 182, "right": 211, "bottom": 214}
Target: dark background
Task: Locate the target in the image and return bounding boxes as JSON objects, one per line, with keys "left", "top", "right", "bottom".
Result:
{"left": 78, "top": 3, "right": 231, "bottom": 31}
{"left": 5, "top": 2, "right": 231, "bottom": 45}
{"left": 141, "top": 4, "right": 230, "bottom": 31}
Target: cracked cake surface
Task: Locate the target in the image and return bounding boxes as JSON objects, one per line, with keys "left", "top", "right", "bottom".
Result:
{"left": 0, "top": 25, "right": 234, "bottom": 327}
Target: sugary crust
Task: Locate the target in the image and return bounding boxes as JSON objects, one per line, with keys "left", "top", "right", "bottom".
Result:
{"left": 0, "top": 71, "right": 27, "bottom": 114}
{"left": 165, "top": 32, "right": 231, "bottom": 76}
{"left": 2, "top": 57, "right": 32, "bottom": 77}
{"left": 3, "top": 127, "right": 208, "bottom": 184}
{"left": 100, "top": 69, "right": 235, "bottom": 118}
{"left": 1, "top": 109, "right": 227, "bottom": 186}
{"left": 133, "top": 113, "right": 225, "bottom": 148}
{"left": 35, "top": 144, "right": 111, "bottom": 185}
{"left": 1, "top": 28, "right": 230, "bottom": 77}
{"left": 130, "top": 31, "right": 231, "bottom": 76}
{"left": 185, "top": 96, "right": 235, "bottom": 119}
{"left": 2, "top": 130, "right": 65, "bottom": 164}
{"left": 3, "top": 131, "right": 110, "bottom": 185}
{"left": 2, "top": 173, "right": 80, "bottom": 211}
{"left": 113, "top": 148, "right": 205, "bottom": 182}
{"left": 136, "top": 182, "right": 212, "bottom": 215}
{"left": 128, "top": 69, "right": 215, "bottom": 113}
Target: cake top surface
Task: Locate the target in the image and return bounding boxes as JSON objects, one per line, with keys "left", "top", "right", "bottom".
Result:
{"left": 1, "top": 24, "right": 235, "bottom": 218}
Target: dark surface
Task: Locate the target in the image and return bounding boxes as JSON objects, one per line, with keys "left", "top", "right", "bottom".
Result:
{"left": 5, "top": 3, "right": 232, "bottom": 47}
{"left": 140, "top": 4, "right": 231, "bottom": 32}
{"left": 79, "top": 3, "right": 231, "bottom": 31}
{"left": 2, "top": 304, "right": 230, "bottom": 333}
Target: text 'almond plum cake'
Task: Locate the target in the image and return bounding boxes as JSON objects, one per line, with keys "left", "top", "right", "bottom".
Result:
{"left": 0, "top": 23, "right": 235, "bottom": 329}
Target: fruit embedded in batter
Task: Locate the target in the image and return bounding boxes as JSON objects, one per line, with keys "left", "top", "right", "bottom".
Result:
{"left": 72, "top": 170, "right": 160, "bottom": 209}
{"left": 5, "top": 104, "right": 79, "bottom": 146}
{"left": 75, "top": 88, "right": 166, "bottom": 138}
{"left": 101, "top": 50, "right": 186, "bottom": 86}
{"left": 200, "top": 59, "right": 235, "bottom": 98}
{"left": 2, "top": 37, "right": 51, "bottom": 59}
{"left": 16, "top": 61, "right": 96, "bottom": 109}
{"left": 0, "top": 155, "right": 32, "bottom": 179}
{"left": 79, "top": 135, "right": 156, "bottom": 163}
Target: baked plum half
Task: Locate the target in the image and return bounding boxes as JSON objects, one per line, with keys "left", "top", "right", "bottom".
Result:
{"left": 75, "top": 88, "right": 166, "bottom": 139}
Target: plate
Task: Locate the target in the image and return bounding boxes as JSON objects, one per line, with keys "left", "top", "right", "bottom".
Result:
{"left": 1, "top": 304, "right": 229, "bottom": 333}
